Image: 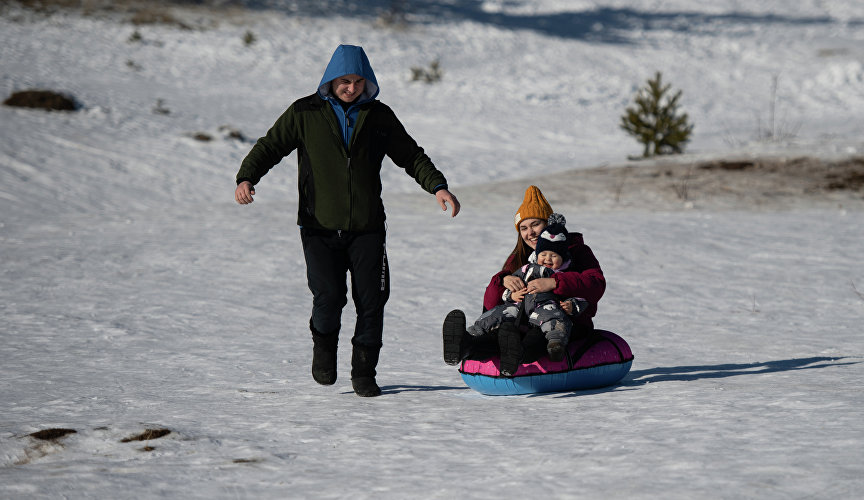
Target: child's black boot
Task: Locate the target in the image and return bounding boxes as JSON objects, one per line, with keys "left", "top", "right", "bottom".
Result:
{"left": 497, "top": 322, "right": 524, "bottom": 377}
{"left": 547, "top": 340, "right": 565, "bottom": 362}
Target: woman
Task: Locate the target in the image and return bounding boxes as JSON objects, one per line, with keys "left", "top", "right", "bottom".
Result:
{"left": 443, "top": 185, "right": 606, "bottom": 371}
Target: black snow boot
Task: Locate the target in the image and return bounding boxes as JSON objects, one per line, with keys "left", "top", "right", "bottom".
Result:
{"left": 351, "top": 346, "right": 382, "bottom": 397}
{"left": 442, "top": 309, "right": 468, "bottom": 365}
{"left": 547, "top": 340, "right": 565, "bottom": 362}
{"left": 519, "top": 326, "right": 548, "bottom": 364}
{"left": 311, "top": 320, "right": 339, "bottom": 386}
{"left": 497, "top": 322, "right": 524, "bottom": 377}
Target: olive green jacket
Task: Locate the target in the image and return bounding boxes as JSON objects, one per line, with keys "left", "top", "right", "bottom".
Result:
{"left": 236, "top": 94, "right": 448, "bottom": 231}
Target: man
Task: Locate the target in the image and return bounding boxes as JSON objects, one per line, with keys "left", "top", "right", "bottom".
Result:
{"left": 234, "top": 45, "right": 460, "bottom": 397}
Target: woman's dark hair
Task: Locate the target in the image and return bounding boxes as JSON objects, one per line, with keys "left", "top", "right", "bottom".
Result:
{"left": 502, "top": 234, "right": 533, "bottom": 274}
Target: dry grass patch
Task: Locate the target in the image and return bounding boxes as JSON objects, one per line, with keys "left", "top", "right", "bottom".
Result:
{"left": 120, "top": 428, "right": 172, "bottom": 442}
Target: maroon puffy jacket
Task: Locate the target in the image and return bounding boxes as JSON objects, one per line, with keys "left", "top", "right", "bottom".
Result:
{"left": 482, "top": 232, "right": 605, "bottom": 328}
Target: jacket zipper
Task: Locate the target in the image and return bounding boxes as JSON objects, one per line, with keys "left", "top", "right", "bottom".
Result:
{"left": 346, "top": 156, "right": 352, "bottom": 231}
{"left": 343, "top": 108, "right": 353, "bottom": 231}
{"left": 343, "top": 109, "right": 351, "bottom": 147}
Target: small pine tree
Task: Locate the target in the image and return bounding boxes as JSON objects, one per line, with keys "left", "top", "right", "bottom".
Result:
{"left": 620, "top": 72, "right": 693, "bottom": 157}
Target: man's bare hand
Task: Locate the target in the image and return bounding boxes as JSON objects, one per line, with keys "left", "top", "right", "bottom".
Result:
{"left": 235, "top": 181, "right": 255, "bottom": 205}
{"left": 435, "top": 189, "right": 461, "bottom": 217}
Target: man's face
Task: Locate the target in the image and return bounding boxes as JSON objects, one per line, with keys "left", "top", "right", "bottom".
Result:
{"left": 331, "top": 74, "right": 365, "bottom": 103}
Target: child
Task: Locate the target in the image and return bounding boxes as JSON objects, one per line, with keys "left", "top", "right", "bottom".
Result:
{"left": 467, "top": 215, "right": 589, "bottom": 368}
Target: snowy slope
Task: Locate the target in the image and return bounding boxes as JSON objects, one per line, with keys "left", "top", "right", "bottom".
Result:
{"left": 1, "top": 1, "right": 863, "bottom": 498}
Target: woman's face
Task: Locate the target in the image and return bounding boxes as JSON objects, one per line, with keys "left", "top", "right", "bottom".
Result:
{"left": 518, "top": 218, "right": 547, "bottom": 249}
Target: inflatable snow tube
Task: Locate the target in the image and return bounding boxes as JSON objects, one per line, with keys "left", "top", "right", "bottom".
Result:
{"left": 459, "top": 330, "right": 633, "bottom": 396}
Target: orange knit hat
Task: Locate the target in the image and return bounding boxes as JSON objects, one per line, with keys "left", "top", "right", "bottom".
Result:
{"left": 513, "top": 185, "right": 553, "bottom": 229}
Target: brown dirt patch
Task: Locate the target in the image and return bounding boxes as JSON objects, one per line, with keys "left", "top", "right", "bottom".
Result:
{"left": 824, "top": 158, "right": 864, "bottom": 191}
{"left": 4, "top": 1, "right": 236, "bottom": 29}
{"left": 29, "top": 428, "right": 77, "bottom": 440}
{"left": 469, "top": 155, "right": 864, "bottom": 212}
{"left": 4, "top": 90, "right": 79, "bottom": 111}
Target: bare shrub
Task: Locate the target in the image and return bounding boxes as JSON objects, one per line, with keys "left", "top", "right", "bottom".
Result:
{"left": 242, "top": 30, "right": 256, "bottom": 46}
{"left": 755, "top": 74, "right": 801, "bottom": 142}
{"left": 411, "top": 60, "right": 442, "bottom": 83}
{"left": 152, "top": 98, "right": 170, "bottom": 115}
{"left": 219, "top": 125, "right": 246, "bottom": 141}
{"left": 130, "top": 7, "right": 191, "bottom": 29}
{"left": 671, "top": 164, "right": 695, "bottom": 201}
{"left": 376, "top": 0, "right": 408, "bottom": 30}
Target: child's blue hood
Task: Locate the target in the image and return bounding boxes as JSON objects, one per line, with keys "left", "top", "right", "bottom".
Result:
{"left": 317, "top": 45, "right": 379, "bottom": 102}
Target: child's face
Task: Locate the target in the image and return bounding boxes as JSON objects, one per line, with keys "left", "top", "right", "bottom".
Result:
{"left": 537, "top": 251, "right": 563, "bottom": 270}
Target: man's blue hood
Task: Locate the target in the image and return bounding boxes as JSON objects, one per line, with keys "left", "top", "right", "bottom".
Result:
{"left": 317, "top": 45, "right": 379, "bottom": 102}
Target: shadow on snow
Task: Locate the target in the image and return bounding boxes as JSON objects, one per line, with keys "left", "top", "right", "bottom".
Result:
{"left": 381, "top": 384, "right": 468, "bottom": 394}
{"left": 539, "top": 356, "right": 859, "bottom": 399}
{"left": 337, "top": 384, "right": 468, "bottom": 395}
{"left": 622, "top": 356, "right": 860, "bottom": 386}
{"left": 336, "top": 357, "right": 857, "bottom": 397}
{"left": 230, "top": 1, "right": 860, "bottom": 43}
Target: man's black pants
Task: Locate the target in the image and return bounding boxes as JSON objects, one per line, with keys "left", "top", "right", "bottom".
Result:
{"left": 300, "top": 227, "right": 390, "bottom": 348}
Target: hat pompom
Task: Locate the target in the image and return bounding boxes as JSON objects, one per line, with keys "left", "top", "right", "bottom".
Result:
{"left": 547, "top": 213, "right": 566, "bottom": 227}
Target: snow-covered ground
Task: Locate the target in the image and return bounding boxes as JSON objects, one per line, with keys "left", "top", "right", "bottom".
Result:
{"left": 1, "top": 1, "right": 863, "bottom": 498}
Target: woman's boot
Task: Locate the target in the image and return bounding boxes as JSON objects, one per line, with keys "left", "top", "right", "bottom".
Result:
{"left": 442, "top": 309, "right": 468, "bottom": 365}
